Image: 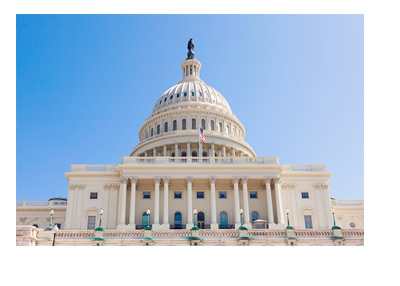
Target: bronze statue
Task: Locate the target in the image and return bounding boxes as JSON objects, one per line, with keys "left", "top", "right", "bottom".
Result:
{"left": 187, "top": 38, "right": 194, "bottom": 52}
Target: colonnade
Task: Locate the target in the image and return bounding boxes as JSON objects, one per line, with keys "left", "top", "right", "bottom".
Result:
{"left": 116, "top": 176, "right": 285, "bottom": 230}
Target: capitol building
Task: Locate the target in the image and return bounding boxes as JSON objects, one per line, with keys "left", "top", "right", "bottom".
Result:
{"left": 16, "top": 40, "right": 364, "bottom": 246}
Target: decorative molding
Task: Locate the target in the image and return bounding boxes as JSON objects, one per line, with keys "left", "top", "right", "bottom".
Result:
{"left": 130, "top": 177, "right": 138, "bottom": 184}
{"left": 153, "top": 177, "right": 161, "bottom": 184}
{"left": 321, "top": 184, "right": 329, "bottom": 190}
{"left": 186, "top": 176, "right": 193, "bottom": 184}
{"left": 209, "top": 176, "right": 216, "bottom": 184}
{"left": 241, "top": 176, "right": 248, "bottom": 184}
{"left": 163, "top": 177, "right": 170, "bottom": 184}
{"left": 119, "top": 177, "right": 128, "bottom": 184}
{"left": 273, "top": 177, "right": 281, "bottom": 184}
{"left": 313, "top": 184, "right": 322, "bottom": 190}
{"left": 263, "top": 177, "right": 272, "bottom": 185}
{"left": 232, "top": 176, "right": 240, "bottom": 184}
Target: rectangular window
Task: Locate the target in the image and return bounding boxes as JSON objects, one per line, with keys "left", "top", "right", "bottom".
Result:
{"left": 143, "top": 192, "right": 151, "bottom": 199}
{"left": 197, "top": 192, "right": 204, "bottom": 199}
{"left": 87, "top": 216, "right": 96, "bottom": 230}
{"left": 304, "top": 215, "right": 313, "bottom": 229}
{"left": 250, "top": 191, "right": 258, "bottom": 199}
{"left": 90, "top": 192, "right": 98, "bottom": 199}
{"left": 219, "top": 191, "right": 227, "bottom": 199}
{"left": 301, "top": 192, "right": 309, "bottom": 199}
{"left": 174, "top": 192, "right": 182, "bottom": 199}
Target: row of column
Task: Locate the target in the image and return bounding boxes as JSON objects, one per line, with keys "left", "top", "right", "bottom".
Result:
{"left": 143, "top": 143, "right": 245, "bottom": 158}
{"left": 117, "top": 176, "right": 285, "bottom": 229}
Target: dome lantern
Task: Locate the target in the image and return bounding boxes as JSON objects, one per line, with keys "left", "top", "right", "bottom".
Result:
{"left": 180, "top": 38, "right": 202, "bottom": 83}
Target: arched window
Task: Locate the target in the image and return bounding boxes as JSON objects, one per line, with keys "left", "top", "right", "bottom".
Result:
{"left": 181, "top": 151, "right": 187, "bottom": 157}
{"left": 252, "top": 211, "right": 259, "bottom": 222}
{"left": 203, "top": 151, "right": 207, "bottom": 157}
{"left": 211, "top": 120, "right": 215, "bottom": 131}
{"left": 192, "top": 118, "right": 196, "bottom": 130}
{"left": 174, "top": 212, "right": 182, "bottom": 228}
{"left": 219, "top": 122, "right": 223, "bottom": 132}
{"left": 192, "top": 151, "right": 197, "bottom": 157}
{"left": 33, "top": 224, "right": 38, "bottom": 228}
{"left": 164, "top": 122, "right": 168, "bottom": 132}
{"left": 197, "top": 212, "right": 205, "bottom": 229}
{"left": 157, "top": 125, "right": 160, "bottom": 134}
{"left": 220, "top": 212, "right": 228, "bottom": 229}
{"left": 151, "top": 128, "right": 154, "bottom": 136}
{"left": 142, "top": 212, "right": 149, "bottom": 228}
{"left": 182, "top": 119, "right": 186, "bottom": 130}
{"left": 173, "top": 120, "right": 177, "bottom": 131}
{"left": 201, "top": 119, "right": 206, "bottom": 130}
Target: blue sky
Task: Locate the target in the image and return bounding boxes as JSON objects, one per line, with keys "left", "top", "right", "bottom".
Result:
{"left": 16, "top": 14, "right": 363, "bottom": 201}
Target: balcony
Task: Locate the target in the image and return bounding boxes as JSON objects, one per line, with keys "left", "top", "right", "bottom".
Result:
{"left": 121, "top": 156, "right": 279, "bottom": 165}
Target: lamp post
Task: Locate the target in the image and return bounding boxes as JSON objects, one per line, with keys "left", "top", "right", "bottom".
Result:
{"left": 95, "top": 209, "right": 104, "bottom": 231}
{"left": 193, "top": 209, "right": 197, "bottom": 228}
{"left": 331, "top": 209, "right": 341, "bottom": 229}
{"left": 52, "top": 225, "right": 59, "bottom": 246}
{"left": 145, "top": 209, "right": 151, "bottom": 230}
{"left": 45, "top": 209, "right": 54, "bottom": 231}
{"left": 240, "top": 208, "right": 244, "bottom": 227}
{"left": 286, "top": 208, "right": 294, "bottom": 230}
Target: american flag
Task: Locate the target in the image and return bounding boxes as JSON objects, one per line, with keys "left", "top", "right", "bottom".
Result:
{"left": 199, "top": 128, "right": 205, "bottom": 143}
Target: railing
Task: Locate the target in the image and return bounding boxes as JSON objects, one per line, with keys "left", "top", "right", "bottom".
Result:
{"left": 281, "top": 164, "right": 327, "bottom": 172}
{"left": 17, "top": 200, "right": 67, "bottom": 207}
{"left": 70, "top": 164, "right": 118, "bottom": 173}
{"left": 122, "top": 156, "right": 279, "bottom": 165}
{"left": 332, "top": 200, "right": 364, "bottom": 207}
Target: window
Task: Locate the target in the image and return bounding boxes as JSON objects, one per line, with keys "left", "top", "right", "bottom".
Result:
{"left": 197, "top": 212, "right": 205, "bottom": 228}
{"left": 174, "top": 192, "right": 182, "bottom": 199}
{"left": 164, "top": 122, "right": 168, "bottom": 132}
{"left": 219, "top": 122, "right": 223, "bottom": 132}
{"left": 192, "top": 118, "right": 196, "bottom": 130}
{"left": 142, "top": 212, "right": 149, "bottom": 228}
{"left": 157, "top": 125, "right": 160, "bottom": 134}
{"left": 56, "top": 223, "right": 61, "bottom": 229}
{"left": 174, "top": 212, "right": 182, "bottom": 228}
{"left": 182, "top": 119, "right": 186, "bottom": 130}
{"left": 170, "top": 95, "right": 173, "bottom": 100}
{"left": 90, "top": 192, "right": 98, "bottom": 199}
{"left": 350, "top": 222, "right": 356, "bottom": 228}
{"left": 191, "top": 91, "right": 195, "bottom": 96}
{"left": 301, "top": 192, "right": 309, "bottom": 199}
{"left": 201, "top": 119, "right": 206, "bottom": 130}
{"left": 250, "top": 192, "right": 258, "bottom": 199}
{"left": 177, "top": 93, "right": 180, "bottom": 98}
{"left": 184, "top": 92, "right": 187, "bottom": 97}
{"left": 87, "top": 216, "right": 96, "bottom": 230}
{"left": 211, "top": 120, "right": 215, "bottom": 131}
{"left": 192, "top": 151, "right": 197, "bottom": 157}
{"left": 304, "top": 215, "right": 313, "bottom": 229}
{"left": 151, "top": 128, "right": 154, "bottom": 136}
{"left": 202, "top": 151, "right": 207, "bottom": 157}
{"left": 219, "top": 191, "right": 227, "bottom": 199}
{"left": 220, "top": 212, "right": 228, "bottom": 229}
{"left": 164, "top": 97, "right": 167, "bottom": 102}
{"left": 197, "top": 192, "right": 204, "bottom": 199}
{"left": 33, "top": 224, "right": 38, "bottom": 228}
{"left": 143, "top": 192, "right": 151, "bottom": 199}
{"left": 181, "top": 151, "right": 187, "bottom": 157}
{"left": 251, "top": 211, "right": 259, "bottom": 222}
{"left": 173, "top": 120, "right": 177, "bottom": 131}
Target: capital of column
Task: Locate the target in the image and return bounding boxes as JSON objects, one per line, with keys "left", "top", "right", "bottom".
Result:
{"left": 281, "top": 184, "right": 288, "bottom": 190}
{"left": 321, "top": 184, "right": 329, "bottom": 190}
{"left": 232, "top": 176, "right": 240, "bottom": 184}
{"left": 209, "top": 176, "right": 216, "bottom": 184}
{"left": 163, "top": 177, "right": 170, "bottom": 184}
{"left": 288, "top": 184, "right": 296, "bottom": 191}
{"left": 119, "top": 177, "right": 128, "bottom": 184}
{"left": 186, "top": 176, "right": 193, "bottom": 184}
{"left": 129, "top": 177, "right": 138, "bottom": 184}
{"left": 110, "top": 184, "right": 120, "bottom": 190}
{"left": 77, "top": 184, "right": 86, "bottom": 190}
{"left": 154, "top": 177, "right": 161, "bottom": 184}
{"left": 103, "top": 184, "right": 112, "bottom": 191}
{"left": 313, "top": 184, "right": 322, "bottom": 190}
{"left": 241, "top": 176, "right": 248, "bottom": 184}
{"left": 68, "top": 184, "right": 79, "bottom": 191}
{"left": 263, "top": 177, "right": 272, "bottom": 185}
{"left": 273, "top": 177, "right": 281, "bottom": 184}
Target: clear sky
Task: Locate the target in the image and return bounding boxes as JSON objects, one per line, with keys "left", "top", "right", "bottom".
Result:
{"left": 16, "top": 14, "right": 363, "bottom": 201}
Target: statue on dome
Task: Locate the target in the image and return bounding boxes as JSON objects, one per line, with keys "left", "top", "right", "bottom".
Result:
{"left": 186, "top": 38, "right": 195, "bottom": 59}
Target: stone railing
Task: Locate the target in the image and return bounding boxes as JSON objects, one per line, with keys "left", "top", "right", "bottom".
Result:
{"left": 17, "top": 200, "right": 67, "bottom": 207}
{"left": 69, "top": 164, "right": 118, "bottom": 173}
{"left": 248, "top": 229, "right": 287, "bottom": 237}
{"left": 332, "top": 200, "right": 364, "bottom": 207}
{"left": 294, "top": 229, "right": 334, "bottom": 237}
{"left": 200, "top": 229, "right": 239, "bottom": 237}
{"left": 281, "top": 164, "right": 327, "bottom": 172}
{"left": 342, "top": 229, "right": 364, "bottom": 237}
{"left": 152, "top": 230, "right": 191, "bottom": 238}
{"left": 121, "top": 156, "right": 279, "bottom": 165}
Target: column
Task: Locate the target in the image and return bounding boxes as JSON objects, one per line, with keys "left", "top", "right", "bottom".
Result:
{"left": 153, "top": 177, "right": 161, "bottom": 227}
{"left": 144, "top": 151, "right": 148, "bottom": 157}
{"left": 322, "top": 184, "right": 334, "bottom": 227}
{"left": 232, "top": 148, "right": 236, "bottom": 157}
{"left": 77, "top": 184, "right": 85, "bottom": 229}
{"left": 314, "top": 184, "right": 325, "bottom": 228}
{"left": 187, "top": 142, "right": 191, "bottom": 157}
{"left": 232, "top": 177, "right": 241, "bottom": 228}
{"left": 241, "top": 177, "right": 251, "bottom": 228}
{"left": 128, "top": 177, "right": 137, "bottom": 227}
{"left": 175, "top": 143, "right": 178, "bottom": 157}
{"left": 186, "top": 177, "right": 193, "bottom": 229}
{"left": 153, "top": 147, "right": 156, "bottom": 157}
{"left": 211, "top": 143, "right": 215, "bottom": 157}
{"left": 118, "top": 178, "right": 128, "bottom": 228}
{"left": 163, "top": 145, "right": 167, "bottom": 157}
{"left": 199, "top": 142, "right": 203, "bottom": 158}
{"left": 65, "top": 185, "right": 76, "bottom": 229}
{"left": 274, "top": 177, "right": 284, "bottom": 226}
{"left": 103, "top": 184, "right": 111, "bottom": 229}
{"left": 264, "top": 177, "right": 274, "bottom": 225}
{"left": 222, "top": 145, "right": 226, "bottom": 157}
{"left": 162, "top": 177, "right": 170, "bottom": 228}
{"left": 240, "top": 151, "right": 244, "bottom": 157}
{"left": 209, "top": 177, "right": 218, "bottom": 229}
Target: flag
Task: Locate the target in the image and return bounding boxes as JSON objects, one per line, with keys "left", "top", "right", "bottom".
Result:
{"left": 199, "top": 128, "right": 205, "bottom": 143}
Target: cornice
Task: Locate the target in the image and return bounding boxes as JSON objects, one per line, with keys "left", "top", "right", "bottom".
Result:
{"left": 65, "top": 172, "right": 120, "bottom": 179}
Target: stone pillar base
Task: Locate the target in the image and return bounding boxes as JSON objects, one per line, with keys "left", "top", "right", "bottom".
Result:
{"left": 117, "top": 224, "right": 133, "bottom": 230}
{"left": 156, "top": 224, "right": 170, "bottom": 230}
{"left": 210, "top": 223, "right": 219, "bottom": 229}
{"left": 151, "top": 224, "right": 164, "bottom": 230}
{"left": 268, "top": 223, "right": 285, "bottom": 230}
